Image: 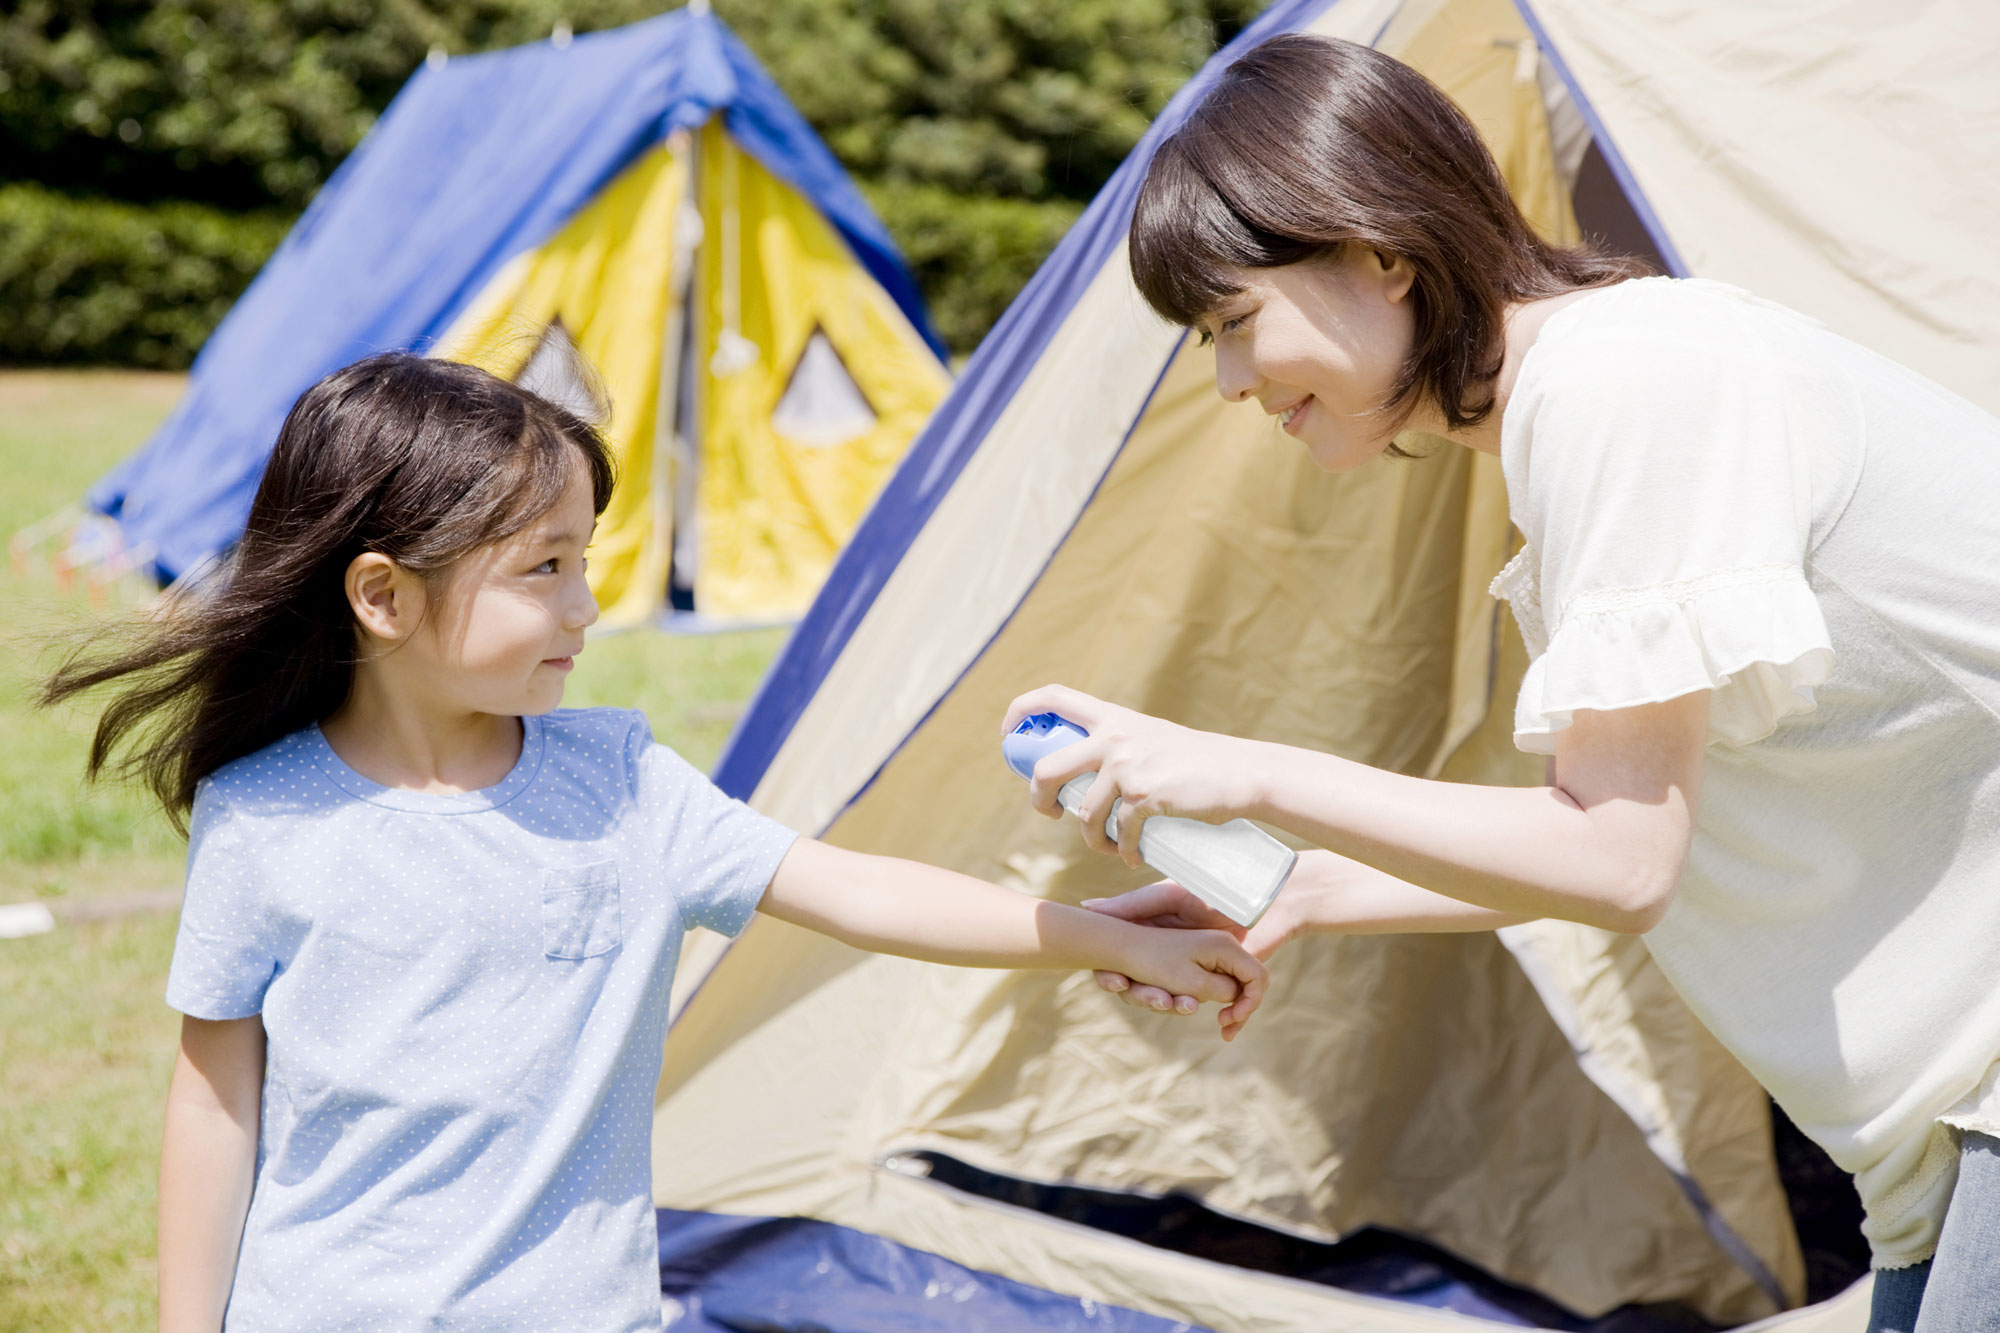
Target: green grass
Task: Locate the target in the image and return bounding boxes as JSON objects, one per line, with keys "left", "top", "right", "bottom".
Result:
{"left": 0, "top": 914, "right": 182, "bottom": 1333}
{"left": 0, "top": 369, "right": 786, "bottom": 1325}
{"left": 1, "top": 372, "right": 192, "bottom": 903}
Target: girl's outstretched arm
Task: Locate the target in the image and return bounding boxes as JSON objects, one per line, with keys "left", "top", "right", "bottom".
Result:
{"left": 160, "top": 1015, "right": 263, "bottom": 1333}
{"left": 758, "top": 837, "right": 1268, "bottom": 1039}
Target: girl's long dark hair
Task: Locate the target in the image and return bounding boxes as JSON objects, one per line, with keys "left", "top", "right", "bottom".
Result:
{"left": 42, "top": 353, "right": 616, "bottom": 831}
{"left": 1130, "top": 34, "right": 1651, "bottom": 433}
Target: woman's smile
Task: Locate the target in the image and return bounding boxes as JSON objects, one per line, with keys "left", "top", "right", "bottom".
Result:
{"left": 1277, "top": 396, "right": 1314, "bottom": 436}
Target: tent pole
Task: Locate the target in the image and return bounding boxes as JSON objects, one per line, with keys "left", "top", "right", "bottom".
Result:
{"left": 654, "top": 125, "right": 702, "bottom": 617}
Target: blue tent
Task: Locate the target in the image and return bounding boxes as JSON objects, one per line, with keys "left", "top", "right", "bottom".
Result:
{"left": 89, "top": 7, "right": 941, "bottom": 588}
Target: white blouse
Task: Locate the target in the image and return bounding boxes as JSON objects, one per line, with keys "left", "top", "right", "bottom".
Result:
{"left": 1491, "top": 277, "right": 2000, "bottom": 1269}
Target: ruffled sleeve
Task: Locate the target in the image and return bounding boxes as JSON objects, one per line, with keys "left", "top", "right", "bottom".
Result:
{"left": 1496, "top": 301, "right": 1836, "bottom": 754}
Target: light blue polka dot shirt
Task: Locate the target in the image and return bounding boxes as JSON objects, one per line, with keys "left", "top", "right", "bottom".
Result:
{"left": 165, "top": 707, "right": 797, "bottom": 1332}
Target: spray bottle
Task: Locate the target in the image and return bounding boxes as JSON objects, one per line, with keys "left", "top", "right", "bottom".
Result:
{"left": 1002, "top": 712, "right": 1296, "bottom": 927}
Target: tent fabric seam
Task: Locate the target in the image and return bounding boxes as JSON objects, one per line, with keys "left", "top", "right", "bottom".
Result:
{"left": 806, "top": 331, "right": 1192, "bottom": 838}
{"left": 1498, "top": 931, "right": 1788, "bottom": 1311}
{"left": 1506, "top": 0, "right": 1689, "bottom": 278}
{"left": 709, "top": 0, "right": 1348, "bottom": 797}
{"left": 664, "top": 333, "right": 1188, "bottom": 1032}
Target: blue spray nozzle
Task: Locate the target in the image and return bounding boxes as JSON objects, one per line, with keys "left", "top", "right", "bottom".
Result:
{"left": 1002, "top": 712, "right": 1089, "bottom": 781}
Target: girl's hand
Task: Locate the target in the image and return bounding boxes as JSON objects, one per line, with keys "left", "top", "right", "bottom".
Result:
{"left": 1002, "top": 685, "right": 1264, "bottom": 869}
{"left": 1111, "top": 916, "right": 1268, "bottom": 1041}
{"left": 1087, "top": 880, "right": 1302, "bottom": 1019}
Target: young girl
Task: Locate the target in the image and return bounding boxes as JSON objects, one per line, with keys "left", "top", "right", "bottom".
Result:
{"left": 45, "top": 353, "right": 1266, "bottom": 1333}
{"left": 1010, "top": 33, "right": 2000, "bottom": 1333}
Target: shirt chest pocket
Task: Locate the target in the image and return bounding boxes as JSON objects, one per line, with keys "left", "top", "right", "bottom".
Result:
{"left": 540, "top": 862, "right": 621, "bottom": 960}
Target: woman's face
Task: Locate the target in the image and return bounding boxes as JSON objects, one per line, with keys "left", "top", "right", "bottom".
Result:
{"left": 1200, "top": 248, "right": 1419, "bottom": 472}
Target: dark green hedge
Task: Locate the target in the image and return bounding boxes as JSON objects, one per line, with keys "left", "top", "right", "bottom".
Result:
{"left": 0, "top": 184, "right": 288, "bottom": 368}
{"left": 0, "top": 180, "right": 1071, "bottom": 370}
{"left": 0, "top": 0, "right": 1263, "bottom": 363}
{"left": 861, "top": 182, "right": 1085, "bottom": 353}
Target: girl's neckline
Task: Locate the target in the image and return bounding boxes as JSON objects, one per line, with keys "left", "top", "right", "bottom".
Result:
{"left": 306, "top": 715, "right": 547, "bottom": 814}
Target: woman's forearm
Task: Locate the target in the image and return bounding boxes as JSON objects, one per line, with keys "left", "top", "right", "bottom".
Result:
{"left": 159, "top": 1019, "right": 263, "bottom": 1333}
{"left": 1240, "top": 696, "right": 1705, "bottom": 934}
{"left": 1283, "top": 849, "right": 1533, "bottom": 936}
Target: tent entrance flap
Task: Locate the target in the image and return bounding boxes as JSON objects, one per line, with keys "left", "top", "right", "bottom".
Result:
{"left": 891, "top": 1151, "right": 1735, "bottom": 1331}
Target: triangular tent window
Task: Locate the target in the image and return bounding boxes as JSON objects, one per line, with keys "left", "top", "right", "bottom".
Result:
{"left": 516, "top": 318, "right": 611, "bottom": 425}
{"left": 771, "top": 327, "right": 876, "bottom": 448}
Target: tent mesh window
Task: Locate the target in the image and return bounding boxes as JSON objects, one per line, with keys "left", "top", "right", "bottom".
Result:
{"left": 770, "top": 324, "right": 878, "bottom": 449}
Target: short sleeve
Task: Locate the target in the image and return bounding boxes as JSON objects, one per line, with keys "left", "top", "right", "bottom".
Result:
{"left": 1499, "top": 323, "right": 1834, "bottom": 754}
{"left": 165, "top": 782, "right": 278, "bottom": 1019}
{"left": 629, "top": 714, "right": 798, "bottom": 937}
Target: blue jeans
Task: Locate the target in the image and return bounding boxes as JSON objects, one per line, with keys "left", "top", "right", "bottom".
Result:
{"left": 1866, "top": 1131, "right": 2000, "bottom": 1333}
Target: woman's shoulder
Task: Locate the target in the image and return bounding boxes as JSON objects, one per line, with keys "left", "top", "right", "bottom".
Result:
{"left": 1504, "top": 277, "right": 1858, "bottom": 466}
{"left": 1528, "top": 277, "right": 1822, "bottom": 373}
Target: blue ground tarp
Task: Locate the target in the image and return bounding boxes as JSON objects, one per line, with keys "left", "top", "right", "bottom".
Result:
{"left": 656, "top": 1209, "right": 1209, "bottom": 1332}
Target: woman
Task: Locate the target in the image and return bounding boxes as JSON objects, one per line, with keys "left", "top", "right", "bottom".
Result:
{"left": 1004, "top": 33, "right": 2000, "bottom": 1332}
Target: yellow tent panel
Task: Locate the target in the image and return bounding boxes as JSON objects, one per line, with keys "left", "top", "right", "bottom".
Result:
{"left": 433, "top": 122, "right": 948, "bottom": 629}
{"left": 692, "top": 120, "right": 953, "bottom": 621}
{"left": 432, "top": 144, "right": 688, "bottom": 628}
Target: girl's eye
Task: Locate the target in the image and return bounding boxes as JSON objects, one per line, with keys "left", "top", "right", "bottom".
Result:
{"left": 533, "top": 558, "right": 559, "bottom": 574}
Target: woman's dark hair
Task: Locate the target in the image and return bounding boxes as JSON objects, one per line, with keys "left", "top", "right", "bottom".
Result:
{"left": 41, "top": 353, "right": 616, "bottom": 831}
{"left": 1130, "top": 33, "right": 1651, "bottom": 433}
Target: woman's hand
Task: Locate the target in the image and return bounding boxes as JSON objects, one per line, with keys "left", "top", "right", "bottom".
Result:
{"left": 1086, "top": 880, "right": 1301, "bottom": 1018}
{"left": 1002, "top": 685, "right": 1264, "bottom": 869}
{"left": 1109, "top": 915, "right": 1268, "bottom": 1041}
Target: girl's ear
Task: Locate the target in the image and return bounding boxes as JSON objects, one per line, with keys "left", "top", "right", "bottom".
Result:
{"left": 345, "top": 553, "right": 422, "bottom": 642}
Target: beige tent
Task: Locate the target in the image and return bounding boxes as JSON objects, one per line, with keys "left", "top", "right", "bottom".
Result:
{"left": 652, "top": 0, "right": 2000, "bottom": 1328}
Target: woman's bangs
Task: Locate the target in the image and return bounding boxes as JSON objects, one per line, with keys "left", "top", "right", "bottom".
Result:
{"left": 1129, "top": 139, "right": 1258, "bottom": 328}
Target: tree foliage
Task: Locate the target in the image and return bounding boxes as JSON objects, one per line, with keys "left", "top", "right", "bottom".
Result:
{"left": 0, "top": 0, "right": 1262, "bottom": 362}
{"left": 0, "top": 182, "right": 288, "bottom": 366}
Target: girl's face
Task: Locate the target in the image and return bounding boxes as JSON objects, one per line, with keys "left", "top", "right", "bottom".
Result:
{"left": 411, "top": 461, "right": 601, "bottom": 719}
{"left": 1200, "top": 248, "right": 1420, "bottom": 472}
